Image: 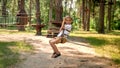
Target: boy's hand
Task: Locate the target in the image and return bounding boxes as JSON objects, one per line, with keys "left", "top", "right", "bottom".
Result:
{"left": 59, "top": 27, "right": 64, "bottom": 32}
{"left": 63, "top": 17, "right": 66, "bottom": 22}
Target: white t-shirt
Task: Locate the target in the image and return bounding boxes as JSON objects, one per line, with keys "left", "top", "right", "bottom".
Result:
{"left": 57, "top": 24, "right": 72, "bottom": 37}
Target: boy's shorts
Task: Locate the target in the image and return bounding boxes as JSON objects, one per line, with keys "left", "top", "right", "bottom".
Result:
{"left": 54, "top": 37, "right": 67, "bottom": 44}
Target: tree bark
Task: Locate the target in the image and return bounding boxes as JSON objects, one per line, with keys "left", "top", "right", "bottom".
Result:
{"left": 17, "top": 0, "right": 28, "bottom": 31}
{"left": 2, "top": 0, "right": 7, "bottom": 16}
{"left": 48, "top": 0, "right": 53, "bottom": 29}
{"left": 111, "top": 0, "right": 116, "bottom": 30}
{"left": 87, "top": 0, "right": 91, "bottom": 31}
{"left": 98, "top": 0, "right": 105, "bottom": 33}
{"left": 1, "top": 0, "right": 7, "bottom": 25}
{"left": 29, "top": 0, "right": 32, "bottom": 25}
{"left": 107, "top": 0, "right": 112, "bottom": 31}
{"left": 84, "top": 0, "right": 87, "bottom": 31}
{"left": 82, "top": 0, "right": 86, "bottom": 31}
{"left": 35, "top": 0, "right": 41, "bottom": 35}
{"left": 54, "top": 0, "right": 63, "bottom": 21}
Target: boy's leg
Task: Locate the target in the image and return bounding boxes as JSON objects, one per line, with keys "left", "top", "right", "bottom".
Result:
{"left": 49, "top": 37, "right": 61, "bottom": 54}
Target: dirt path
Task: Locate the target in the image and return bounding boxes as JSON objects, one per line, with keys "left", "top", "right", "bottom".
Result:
{"left": 0, "top": 34, "right": 117, "bottom": 68}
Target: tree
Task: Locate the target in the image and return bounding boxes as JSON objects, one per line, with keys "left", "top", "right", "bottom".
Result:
{"left": 29, "top": 0, "right": 32, "bottom": 25}
{"left": 82, "top": 0, "right": 86, "bottom": 31}
{"left": 47, "top": 0, "right": 63, "bottom": 37}
{"left": 0, "top": 0, "right": 120, "bottom": 32}
{"left": 64, "top": 0, "right": 67, "bottom": 16}
{"left": 86, "top": 0, "right": 91, "bottom": 31}
{"left": 54, "top": 0, "right": 63, "bottom": 21}
{"left": 98, "top": 0, "right": 105, "bottom": 33}
{"left": 2, "top": 0, "right": 7, "bottom": 16}
{"left": 1, "top": 0, "right": 7, "bottom": 24}
{"left": 17, "top": 0, "right": 28, "bottom": 31}
{"left": 107, "top": 0, "right": 113, "bottom": 31}
{"left": 81, "top": 0, "right": 91, "bottom": 31}
{"left": 69, "top": 0, "right": 73, "bottom": 15}
{"left": 35, "top": 0, "right": 41, "bottom": 35}
{"left": 49, "top": 0, "right": 53, "bottom": 22}
{"left": 112, "top": 0, "right": 116, "bottom": 30}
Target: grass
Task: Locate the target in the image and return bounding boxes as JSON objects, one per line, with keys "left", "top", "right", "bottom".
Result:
{"left": 70, "top": 30, "right": 120, "bottom": 65}
{"left": 0, "top": 26, "right": 47, "bottom": 35}
{"left": 0, "top": 41, "right": 33, "bottom": 68}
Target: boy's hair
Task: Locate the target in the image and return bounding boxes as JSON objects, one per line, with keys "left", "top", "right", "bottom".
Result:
{"left": 64, "top": 15, "right": 73, "bottom": 24}
{"left": 65, "top": 15, "right": 72, "bottom": 21}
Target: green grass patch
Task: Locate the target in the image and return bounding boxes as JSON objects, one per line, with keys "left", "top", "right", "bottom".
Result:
{"left": 0, "top": 41, "right": 34, "bottom": 68}
{"left": 0, "top": 27, "right": 47, "bottom": 35}
{"left": 84, "top": 37, "right": 107, "bottom": 46}
{"left": 70, "top": 30, "right": 120, "bottom": 65}
{"left": 108, "top": 30, "right": 120, "bottom": 36}
{"left": 0, "top": 28, "right": 36, "bottom": 34}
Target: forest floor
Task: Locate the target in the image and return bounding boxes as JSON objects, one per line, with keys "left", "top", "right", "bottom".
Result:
{"left": 0, "top": 33, "right": 118, "bottom": 68}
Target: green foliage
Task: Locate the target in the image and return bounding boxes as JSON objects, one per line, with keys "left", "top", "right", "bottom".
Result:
{"left": 113, "top": 20, "right": 120, "bottom": 30}
{"left": 0, "top": 16, "right": 16, "bottom": 24}
{"left": 0, "top": 0, "right": 120, "bottom": 31}
{"left": 72, "top": 13, "right": 81, "bottom": 30}
{"left": 0, "top": 41, "right": 33, "bottom": 68}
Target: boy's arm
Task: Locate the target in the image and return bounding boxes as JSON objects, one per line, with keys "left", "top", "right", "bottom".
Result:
{"left": 59, "top": 18, "right": 65, "bottom": 31}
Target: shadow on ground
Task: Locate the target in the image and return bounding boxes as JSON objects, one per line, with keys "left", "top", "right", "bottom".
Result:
{"left": 16, "top": 47, "right": 116, "bottom": 68}
{"left": 68, "top": 36, "right": 108, "bottom": 47}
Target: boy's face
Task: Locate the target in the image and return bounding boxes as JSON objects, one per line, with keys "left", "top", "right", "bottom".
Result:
{"left": 65, "top": 18, "right": 72, "bottom": 23}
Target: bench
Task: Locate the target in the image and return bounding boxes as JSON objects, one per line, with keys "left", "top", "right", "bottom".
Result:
{"left": 31, "top": 24, "right": 45, "bottom": 35}
{"left": 47, "top": 27, "right": 60, "bottom": 37}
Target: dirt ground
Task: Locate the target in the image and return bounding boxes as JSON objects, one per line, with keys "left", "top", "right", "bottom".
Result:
{"left": 0, "top": 33, "right": 118, "bottom": 68}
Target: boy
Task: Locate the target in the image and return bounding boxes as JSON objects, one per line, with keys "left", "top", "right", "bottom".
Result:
{"left": 49, "top": 16, "right": 72, "bottom": 58}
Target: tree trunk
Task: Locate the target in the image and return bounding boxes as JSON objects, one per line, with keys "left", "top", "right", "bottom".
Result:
{"left": 2, "top": 0, "right": 7, "bottom": 25}
{"left": 111, "top": 0, "right": 116, "bottom": 30}
{"left": 87, "top": 0, "right": 91, "bottom": 31}
{"left": 64, "top": 0, "right": 67, "bottom": 16}
{"left": 107, "top": 0, "right": 112, "bottom": 31}
{"left": 84, "top": 0, "right": 87, "bottom": 31}
{"left": 17, "top": 0, "right": 28, "bottom": 31}
{"left": 98, "top": 0, "right": 105, "bottom": 33}
{"left": 49, "top": 0, "right": 53, "bottom": 22}
{"left": 35, "top": 0, "right": 41, "bottom": 35}
{"left": 82, "top": 0, "right": 86, "bottom": 31}
{"left": 54, "top": 0, "right": 63, "bottom": 21}
{"left": 12, "top": 0, "right": 16, "bottom": 15}
{"left": 29, "top": 0, "right": 32, "bottom": 25}
{"left": 69, "top": 0, "right": 73, "bottom": 16}
{"left": 47, "top": 0, "right": 63, "bottom": 38}
{"left": 2, "top": 0, "right": 7, "bottom": 16}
